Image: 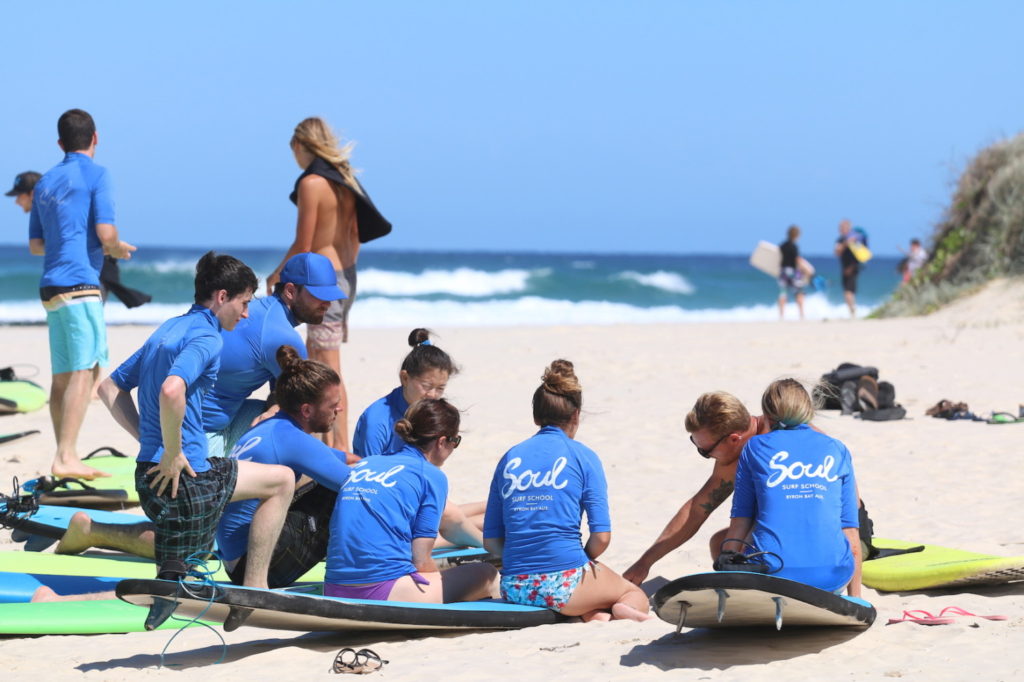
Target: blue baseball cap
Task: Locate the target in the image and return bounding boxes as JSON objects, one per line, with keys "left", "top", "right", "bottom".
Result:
{"left": 280, "top": 253, "right": 347, "bottom": 301}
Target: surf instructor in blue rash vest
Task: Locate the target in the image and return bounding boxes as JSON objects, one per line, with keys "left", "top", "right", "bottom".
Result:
{"left": 42, "top": 346, "right": 348, "bottom": 593}
{"left": 483, "top": 360, "right": 651, "bottom": 622}
{"left": 325, "top": 398, "right": 497, "bottom": 603}
{"left": 723, "top": 379, "right": 862, "bottom": 595}
{"left": 28, "top": 109, "right": 137, "bottom": 481}
{"left": 217, "top": 345, "right": 351, "bottom": 587}
{"left": 203, "top": 252, "right": 348, "bottom": 460}
{"left": 353, "top": 328, "right": 485, "bottom": 547}
{"left": 97, "top": 252, "right": 294, "bottom": 600}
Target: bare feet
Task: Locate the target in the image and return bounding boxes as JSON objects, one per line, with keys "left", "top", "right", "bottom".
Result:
{"left": 52, "top": 457, "right": 111, "bottom": 480}
{"left": 31, "top": 586, "right": 60, "bottom": 602}
{"left": 31, "top": 585, "right": 115, "bottom": 602}
{"left": 55, "top": 512, "right": 93, "bottom": 555}
{"left": 612, "top": 602, "right": 653, "bottom": 622}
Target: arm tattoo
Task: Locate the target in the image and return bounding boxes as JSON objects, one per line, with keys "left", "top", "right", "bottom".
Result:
{"left": 698, "top": 479, "right": 734, "bottom": 516}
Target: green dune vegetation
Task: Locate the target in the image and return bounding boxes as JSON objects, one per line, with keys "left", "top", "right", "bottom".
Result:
{"left": 874, "top": 132, "right": 1024, "bottom": 317}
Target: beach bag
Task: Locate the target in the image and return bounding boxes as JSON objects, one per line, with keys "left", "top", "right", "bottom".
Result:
{"left": 816, "top": 363, "right": 879, "bottom": 410}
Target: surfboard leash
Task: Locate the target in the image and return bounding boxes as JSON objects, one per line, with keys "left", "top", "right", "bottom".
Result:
{"left": 158, "top": 551, "right": 228, "bottom": 668}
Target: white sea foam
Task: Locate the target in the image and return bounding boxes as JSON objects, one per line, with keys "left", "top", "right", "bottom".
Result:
{"left": 358, "top": 268, "right": 535, "bottom": 297}
{"left": 0, "top": 294, "right": 874, "bottom": 327}
{"left": 616, "top": 270, "right": 696, "bottom": 295}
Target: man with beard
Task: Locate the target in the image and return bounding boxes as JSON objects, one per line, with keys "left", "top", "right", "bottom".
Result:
{"left": 36, "top": 345, "right": 351, "bottom": 596}
{"left": 203, "top": 253, "right": 351, "bottom": 460}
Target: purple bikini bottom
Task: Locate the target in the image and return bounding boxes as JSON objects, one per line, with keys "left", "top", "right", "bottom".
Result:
{"left": 324, "top": 572, "right": 430, "bottom": 601}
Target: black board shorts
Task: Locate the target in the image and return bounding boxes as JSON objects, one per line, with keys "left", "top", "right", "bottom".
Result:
{"left": 135, "top": 458, "right": 238, "bottom": 570}
{"left": 227, "top": 484, "right": 337, "bottom": 588}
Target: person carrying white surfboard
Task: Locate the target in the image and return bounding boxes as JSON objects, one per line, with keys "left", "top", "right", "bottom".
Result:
{"left": 778, "top": 224, "right": 810, "bottom": 320}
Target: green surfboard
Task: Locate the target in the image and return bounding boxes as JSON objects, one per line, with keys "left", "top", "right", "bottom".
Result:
{"left": 0, "top": 380, "right": 46, "bottom": 414}
{"left": 0, "top": 599, "right": 211, "bottom": 635}
{"left": 863, "top": 538, "right": 1024, "bottom": 591}
{"left": 20, "top": 452, "right": 139, "bottom": 506}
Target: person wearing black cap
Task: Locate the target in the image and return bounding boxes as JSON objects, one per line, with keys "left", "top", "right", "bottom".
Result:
{"left": 6, "top": 171, "right": 42, "bottom": 213}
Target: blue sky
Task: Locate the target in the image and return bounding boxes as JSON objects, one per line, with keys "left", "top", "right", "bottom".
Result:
{"left": 2, "top": 2, "right": 1022, "bottom": 256}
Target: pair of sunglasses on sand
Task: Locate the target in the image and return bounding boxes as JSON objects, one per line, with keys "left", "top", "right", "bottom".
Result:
{"left": 690, "top": 432, "right": 729, "bottom": 459}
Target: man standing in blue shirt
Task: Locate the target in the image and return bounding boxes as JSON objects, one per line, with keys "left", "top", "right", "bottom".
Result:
{"left": 204, "top": 252, "right": 349, "bottom": 459}
{"left": 98, "top": 253, "right": 294, "bottom": 603}
{"left": 28, "top": 109, "right": 136, "bottom": 481}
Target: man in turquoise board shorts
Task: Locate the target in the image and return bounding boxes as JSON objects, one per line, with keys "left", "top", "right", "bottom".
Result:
{"left": 28, "top": 109, "right": 136, "bottom": 480}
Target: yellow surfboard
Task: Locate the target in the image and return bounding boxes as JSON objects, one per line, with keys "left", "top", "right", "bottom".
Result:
{"left": 863, "top": 538, "right": 1024, "bottom": 592}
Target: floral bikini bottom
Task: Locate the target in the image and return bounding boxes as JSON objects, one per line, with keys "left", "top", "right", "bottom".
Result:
{"left": 499, "top": 564, "right": 587, "bottom": 612}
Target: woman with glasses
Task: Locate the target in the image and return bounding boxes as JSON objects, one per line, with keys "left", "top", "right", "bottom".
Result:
{"left": 483, "top": 360, "right": 651, "bottom": 621}
{"left": 325, "top": 398, "right": 497, "bottom": 603}
{"left": 353, "top": 328, "right": 457, "bottom": 458}
{"left": 623, "top": 391, "right": 770, "bottom": 586}
{"left": 723, "top": 379, "right": 862, "bottom": 595}
{"left": 352, "top": 328, "right": 484, "bottom": 546}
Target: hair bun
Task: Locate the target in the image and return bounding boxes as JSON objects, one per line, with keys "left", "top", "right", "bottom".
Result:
{"left": 394, "top": 417, "right": 413, "bottom": 439}
{"left": 407, "top": 328, "right": 431, "bottom": 347}
{"left": 276, "top": 345, "right": 302, "bottom": 373}
{"left": 541, "top": 359, "right": 580, "bottom": 396}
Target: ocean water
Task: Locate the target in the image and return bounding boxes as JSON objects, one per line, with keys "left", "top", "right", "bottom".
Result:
{"left": 0, "top": 245, "right": 903, "bottom": 326}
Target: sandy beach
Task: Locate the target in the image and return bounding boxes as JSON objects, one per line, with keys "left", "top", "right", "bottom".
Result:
{"left": 2, "top": 279, "right": 1023, "bottom": 680}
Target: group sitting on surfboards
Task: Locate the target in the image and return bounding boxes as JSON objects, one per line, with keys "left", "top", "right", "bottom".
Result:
{"left": 20, "top": 248, "right": 874, "bottom": 629}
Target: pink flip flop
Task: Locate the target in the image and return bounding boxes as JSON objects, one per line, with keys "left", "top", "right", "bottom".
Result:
{"left": 887, "top": 609, "right": 956, "bottom": 626}
{"left": 937, "top": 606, "right": 1008, "bottom": 621}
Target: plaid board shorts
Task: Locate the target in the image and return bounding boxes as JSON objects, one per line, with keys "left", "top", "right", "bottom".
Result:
{"left": 500, "top": 564, "right": 587, "bottom": 612}
{"left": 135, "top": 458, "right": 238, "bottom": 568}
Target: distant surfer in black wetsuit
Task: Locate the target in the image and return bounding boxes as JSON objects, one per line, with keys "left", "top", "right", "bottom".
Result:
{"left": 777, "top": 224, "right": 806, "bottom": 320}
{"left": 835, "top": 219, "right": 860, "bottom": 318}
{"left": 266, "top": 117, "right": 392, "bottom": 451}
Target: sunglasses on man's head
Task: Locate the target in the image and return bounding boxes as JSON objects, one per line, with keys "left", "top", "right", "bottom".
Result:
{"left": 448, "top": 434, "right": 462, "bottom": 449}
{"left": 689, "top": 432, "right": 729, "bottom": 459}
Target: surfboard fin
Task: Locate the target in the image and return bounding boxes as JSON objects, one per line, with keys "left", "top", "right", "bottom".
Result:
{"left": 715, "top": 588, "right": 729, "bottom": 623}
{"left": 145, "top": 596, "right": 179, "bottom": 631}
{"left": 223, "top": 606, "right": 254, "bottom": 632}
{"left": 675, "top": 601, "right": 691, "bottom": 633}
{"left": 772, "top": 596, "right": 787, "bottom": 630}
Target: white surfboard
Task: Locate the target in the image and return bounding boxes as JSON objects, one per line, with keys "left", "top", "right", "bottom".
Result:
{"left": 652, "top": 572, "right": 876, "bottom": 630}
{"left": 750, "top": 241, "right": 782, "bottom": 277}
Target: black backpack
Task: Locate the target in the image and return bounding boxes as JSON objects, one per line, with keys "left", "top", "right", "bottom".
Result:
{"left": 814, "top": 363, "right": 879, "bottom": 410}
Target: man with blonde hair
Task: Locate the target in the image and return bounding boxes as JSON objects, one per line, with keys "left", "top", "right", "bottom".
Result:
{"left": 623, "top": 391, "right": 768, "bottom": 586}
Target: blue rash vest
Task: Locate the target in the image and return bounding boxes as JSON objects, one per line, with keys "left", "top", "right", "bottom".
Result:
{"left": 483, "top": 426, "right": 611, "bottom": 575}
{"left": 215, "top": 413, "right": 350, "bottom": 561}
{"left": 731, "top": 424, "right": 859, "bottom": 592}
{"left": 110, "top": 305, "right": 222, "bottom": 473}
{"left": 352, "top": 386, "right": 408, "bottom": 457}
{"left": 202, "top": 295, "right": 306, "bottom": 432}
{"left": 325, "top": 444, "right": 447, "bottom": 584}
{"left": 29, "top": 152, "right": 115, "bottom": 288}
